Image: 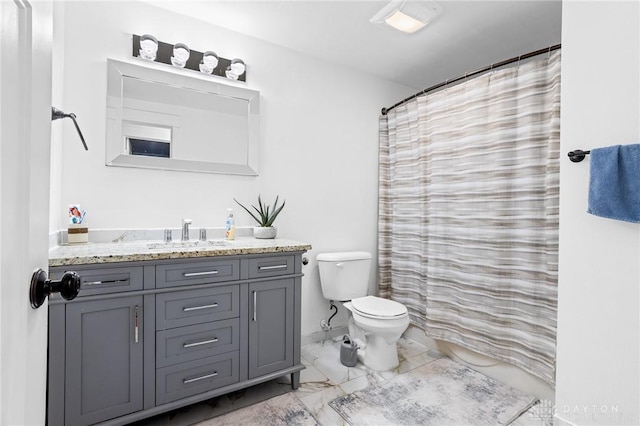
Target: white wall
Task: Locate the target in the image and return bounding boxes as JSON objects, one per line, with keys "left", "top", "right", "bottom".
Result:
{"left": 556, "top": 1, "right": 640, "bottom": 425}
{"left": 53, "top": 1, "right": 413, "bottom": 338}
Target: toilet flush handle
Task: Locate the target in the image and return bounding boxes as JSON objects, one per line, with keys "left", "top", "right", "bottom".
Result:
{"left": 336, "top": 263, "right": 344, "bottom": 268}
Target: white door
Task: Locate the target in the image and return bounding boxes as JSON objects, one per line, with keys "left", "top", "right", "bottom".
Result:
{"left": 0, "top": 1, "right": 53, "bottom": 424}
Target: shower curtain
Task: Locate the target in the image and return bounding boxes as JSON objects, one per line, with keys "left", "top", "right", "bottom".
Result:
{"left": 378, "top": 51, "right": 560, "bottom": 385}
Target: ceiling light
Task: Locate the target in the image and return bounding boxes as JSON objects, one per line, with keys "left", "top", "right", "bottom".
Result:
{"left": 385, "top": 10, "right": 426, "bottom": 33}
{"left": 371, "top": 0, "right": 443, "bottom": 34}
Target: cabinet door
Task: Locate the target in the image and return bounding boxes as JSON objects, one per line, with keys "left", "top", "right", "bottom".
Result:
{"left": 65, "top": 296, "right": 144, "bottom": 426}
{"left": 248, "top": 279, "right": 294, "bottom": 379}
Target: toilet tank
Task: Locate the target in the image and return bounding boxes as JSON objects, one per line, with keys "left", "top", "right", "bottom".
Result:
{"left": 317, "top": 251, "right": 372, "bottom": 301}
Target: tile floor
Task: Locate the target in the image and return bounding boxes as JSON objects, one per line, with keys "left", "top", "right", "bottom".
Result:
{"left": 134, "top": 337, "right": 551, "bottom": 425}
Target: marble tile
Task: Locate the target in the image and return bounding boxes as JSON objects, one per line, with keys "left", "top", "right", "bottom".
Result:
{"left": 367, "top": 357, "right": 418, "bottom": 382}
{"left": 404, "top": 349, "right": 442, "bottom": 369}
{"left": 396, "top": 336, "right": 429, "bottom": 361}
{"left": 132, "top": 337, "right": 537, "bottom": 426}
{"left": 338, "top": 373, "right": 381, "bottom": 394}
{"left": 298, "top": 386, "right": 347, "bottom": 426}
{"left": 300, "top": 339, "right": 335, "bottom": 363}
{"left": 196, "top": 392, "right": 318, "bottom": 426}
{"left": 292, "top": 363, "right": 335, "bottom": 396}
{"left": 302, "top": 340, "right": 368, "bottom": 385}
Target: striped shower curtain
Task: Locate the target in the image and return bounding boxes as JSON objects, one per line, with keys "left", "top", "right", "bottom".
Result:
{"left": 378, "top": 51, "right": 560, "bottom": 385}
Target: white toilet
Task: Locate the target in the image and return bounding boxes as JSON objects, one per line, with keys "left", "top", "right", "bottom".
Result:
{"left": 317, "top": 251, "right": 410, "bottom": 371}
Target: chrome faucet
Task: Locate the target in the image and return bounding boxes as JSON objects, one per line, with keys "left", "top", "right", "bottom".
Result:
{"left": 181, "top": 218, "right": 192, "bottom": 241}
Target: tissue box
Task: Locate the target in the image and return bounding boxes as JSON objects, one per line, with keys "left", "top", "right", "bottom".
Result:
{"left": 68, "top": 224, "right": 88, "bottom": 244}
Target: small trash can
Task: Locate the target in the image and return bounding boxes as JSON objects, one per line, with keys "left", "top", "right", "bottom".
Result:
{"left": 340, "top": 334, "right": 358, "bottom": 367}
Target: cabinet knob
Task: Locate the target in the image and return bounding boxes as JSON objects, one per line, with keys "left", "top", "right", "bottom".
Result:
{"left": 30, "top": 269, "right": 81, "bottom": 309}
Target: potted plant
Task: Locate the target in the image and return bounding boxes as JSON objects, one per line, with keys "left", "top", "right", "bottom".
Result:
{"left": 234, "top": 195, "right": 285, "bottom": 239}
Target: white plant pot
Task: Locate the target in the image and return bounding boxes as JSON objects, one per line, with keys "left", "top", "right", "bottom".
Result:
{"left": 253, "top": 226, "right": 277, "bottom": 239}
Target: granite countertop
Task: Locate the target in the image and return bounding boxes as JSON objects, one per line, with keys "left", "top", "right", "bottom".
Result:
{"left": 49, "top": 238, "right": 312, "bottom": 267}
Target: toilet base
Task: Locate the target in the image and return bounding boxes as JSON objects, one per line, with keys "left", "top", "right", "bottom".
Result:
{"left": 361, "top": 335, "right": 400, "bottom": 371}
{"left": 348, "top": 317, "right": 401, "bottom": 371}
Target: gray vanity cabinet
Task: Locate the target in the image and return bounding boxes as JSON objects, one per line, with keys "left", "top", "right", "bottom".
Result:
{"left": 64, "top": 296, "right": 144, "bottom": 426}
{"left": 249, "top": 279, "right": 295, "bottom": 379}
{"left": 48, "top": 250, "right": 306, "bottom": 426}
{"left": 47, "top": 265, "right": 146, "bottom": 426}
{"left": 249, "top": 278, "right": 294, "bottom": 378}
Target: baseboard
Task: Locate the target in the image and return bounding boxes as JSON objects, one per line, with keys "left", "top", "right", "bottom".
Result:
{"left": 301, "top": 326, "right": 348, "bottom": 345}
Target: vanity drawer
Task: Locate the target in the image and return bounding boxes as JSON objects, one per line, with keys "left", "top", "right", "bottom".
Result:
{"left": 156, "top": 259, "right": 239, "bottom": 288}
{"left": 156, "top": 319, "right": 239, "bottom": 368}
{"left": 49, "top": 265, "right": 143, "bottom": 298}
{"left": 156, "top": 352, "right": 239, "bottom": 405}
{"left": 156, "top": 285, "right": 239, "bottom": 330}
{"left": 248, "top": 255, "right": 295, "bottom": 279}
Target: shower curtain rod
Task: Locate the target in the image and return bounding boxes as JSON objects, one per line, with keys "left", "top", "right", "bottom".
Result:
{"left": 381, "top": 43, "right": 561, "bottom": 116}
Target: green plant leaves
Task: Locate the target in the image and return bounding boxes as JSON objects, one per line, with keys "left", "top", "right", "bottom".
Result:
{"left": 234, "top": 195, "right": 286, "bottom": 227}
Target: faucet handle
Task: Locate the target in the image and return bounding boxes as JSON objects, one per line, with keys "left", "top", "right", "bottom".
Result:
{"left": 181, "top": 219, "right": 192, "bottom": 242}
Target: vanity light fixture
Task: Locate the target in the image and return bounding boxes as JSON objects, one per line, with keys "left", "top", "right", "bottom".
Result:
{"left": 171, "top": 43, "right": 190, "bottom": 68}
{"left": 370, "top": 0, "right": 443, "bottom": 34}
{"left": 139, "top": 34, "right": 158, "bottom": 61}
{"left": 132, "top": 35, "right": 247, "bottom": 82}
{"left": 225, "top": 58, "right": 246, "bottom": 80}
{"left": 199, "top": 51, "right": 219, "bottom": 74}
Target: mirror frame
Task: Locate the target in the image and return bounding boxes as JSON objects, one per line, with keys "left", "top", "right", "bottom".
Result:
{"left": 106, "top": 58, "right": 259, "bottom": 175}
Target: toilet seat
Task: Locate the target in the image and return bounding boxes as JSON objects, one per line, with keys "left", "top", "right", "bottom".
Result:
{"left": 351, "top": 296, "right": 408, "bottom": 319}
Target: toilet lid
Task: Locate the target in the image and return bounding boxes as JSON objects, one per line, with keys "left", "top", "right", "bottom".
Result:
{"left": 351, "top": 296, "right": 407, "bottom": 318}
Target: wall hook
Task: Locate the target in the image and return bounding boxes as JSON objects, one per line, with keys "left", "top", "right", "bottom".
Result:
{"left": 568, "top": 149, "right": 590, "bottom": 162}
{"left": 51, "top": 107, "right": 88, "bottom": 151}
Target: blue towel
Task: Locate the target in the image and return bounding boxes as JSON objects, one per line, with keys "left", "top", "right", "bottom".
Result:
{"left": 587, "top": 144, "right": 640, "bottom": 223}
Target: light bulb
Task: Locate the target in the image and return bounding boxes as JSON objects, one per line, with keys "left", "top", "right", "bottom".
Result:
{"left": 139, "top": 34, "right": 158, "bottom": 61}
{"left": 171, "top": 43, "right": 190, "bottom": 68}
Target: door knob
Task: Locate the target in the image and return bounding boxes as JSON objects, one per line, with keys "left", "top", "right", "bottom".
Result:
{"left": 30, "top": 269, "right": 81, "bottom": 309}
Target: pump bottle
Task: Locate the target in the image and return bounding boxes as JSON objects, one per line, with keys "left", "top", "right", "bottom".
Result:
{"left": 225, "top": 209, "right": 235, "bottom": 240}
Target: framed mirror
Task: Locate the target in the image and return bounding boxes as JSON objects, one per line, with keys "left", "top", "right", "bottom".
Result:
{"left": 106, "top": 59, "right": 259, "bottom": 175}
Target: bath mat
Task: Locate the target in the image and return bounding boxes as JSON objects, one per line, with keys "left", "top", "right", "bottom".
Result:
{"left": 196, "top": 392, "right": 318, "bottom": 426}
{"left": 329, "top": 357, "right": 537, "bottom": 426}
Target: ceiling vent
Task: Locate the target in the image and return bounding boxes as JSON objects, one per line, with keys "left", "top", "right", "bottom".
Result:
{"left": 370, "top": 0, "right": 443, "bottom": 34}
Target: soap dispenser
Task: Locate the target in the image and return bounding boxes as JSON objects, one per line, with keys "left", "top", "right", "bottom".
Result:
{"left": 225, "top": 209, "right": 235, "bottom": 240}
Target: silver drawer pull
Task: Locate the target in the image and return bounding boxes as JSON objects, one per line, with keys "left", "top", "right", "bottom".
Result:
{"left": 183, "top": 371, "right": 218, "bottom": 384}
{"left": 183, "top": 303, "right": 218, "bottom": 312}
{"left": 183, "top": 338, "right": 219, "bottom": 348}
{"left": 258, "top": 265, "right": 288, "bottom": 271}
{"left": 83, "top": 279, "right": 129, "bottom": 286}
{"left": 183, "top": 270, "right": 219, "bottom": 277}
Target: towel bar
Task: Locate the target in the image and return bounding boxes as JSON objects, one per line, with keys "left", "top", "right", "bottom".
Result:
{"left": 568, "top": 150, "right": 591, "bottom": 162}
